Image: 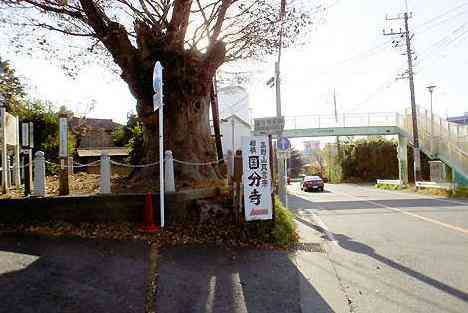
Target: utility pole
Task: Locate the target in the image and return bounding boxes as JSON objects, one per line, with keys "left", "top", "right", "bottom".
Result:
{"left": 333, "top": 89, "right": 340, "bottom": 154}
{"left": 384, "top": 11, "right": 422, "bottom": 181}
{"left": 276, "top": 0, "right": 287, "bottom": 207}
{"left": 275, "top": 0, "right": 286, "bottom": 119}
{"left": 333, "top": 89, "right": 341, "bottom": 182}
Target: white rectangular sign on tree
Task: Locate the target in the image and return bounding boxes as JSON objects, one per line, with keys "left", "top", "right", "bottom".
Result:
{"left": 242, "top": 136, "right": 273, "bottom": 221}
{"left": 21, "top": 122, "right": 29, "bottom": 148}
{"left": 59, "top": 117, "right": 68, "bottom": 158}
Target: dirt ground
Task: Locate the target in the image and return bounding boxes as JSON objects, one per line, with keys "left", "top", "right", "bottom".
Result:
{"left": 0, "top": 171, "right": 228, "bottom": 199}
{"left": 0, "top": 172, "right": 102, "bottom": 199}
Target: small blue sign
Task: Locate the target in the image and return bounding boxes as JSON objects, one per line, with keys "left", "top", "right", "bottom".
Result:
{"left": 277, "top": 137, "right": 290, "bottom": 151}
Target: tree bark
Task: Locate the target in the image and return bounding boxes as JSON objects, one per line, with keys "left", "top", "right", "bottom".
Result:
{"left": 124, "top": 35, "right": 225, "bottom": 185}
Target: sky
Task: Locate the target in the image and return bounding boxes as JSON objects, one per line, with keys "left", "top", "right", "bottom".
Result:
{"left": 2, "top": 0, "right": 467, "bottom": 127}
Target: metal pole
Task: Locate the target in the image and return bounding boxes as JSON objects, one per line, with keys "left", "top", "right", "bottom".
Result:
{"left": 159, "top": 99, "right": 164, "bottom": 228}
{"left": 231, "top": 117, "right": 235, "bottom": 154}
{"left": 284, "top": 157, "right": 288, "bottom": 209}
{"left": 154, "top": 61, "right": 165, "bottom": 228}
{"left": 1, "top": 107, "right": 7, "bottom": 194}
{"left": 426, "top": 85, "right": 436, "bottom": 153}
{"left": 426, "top": 85, "right": 436, "bottom": 136}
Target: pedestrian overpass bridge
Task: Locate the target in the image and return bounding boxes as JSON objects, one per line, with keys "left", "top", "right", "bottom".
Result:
{"left": 280, "top": 108, "right": 468, "bottom": 186}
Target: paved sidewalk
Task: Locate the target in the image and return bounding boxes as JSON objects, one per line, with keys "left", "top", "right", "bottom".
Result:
{"left": 294, "top": 219, "right": 350, "bottom": 313}
{"left": 155, "top": 223, "right": 349, "bottom": 313}
{"left": 0, "top": 234, "right": 148, "bottom": 313}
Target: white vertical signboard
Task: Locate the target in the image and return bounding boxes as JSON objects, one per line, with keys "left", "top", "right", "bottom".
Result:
{"left": 29, "top": 122, "right": 34, "bottom": 148}
{"left": 242, "top": 136, "right": 273, "bottom": 221}
{"left": 21, "top": 123, "right": 29, "bottom": 147}
{"left": 59, "top": 117, "right": 68, "bottom": 158}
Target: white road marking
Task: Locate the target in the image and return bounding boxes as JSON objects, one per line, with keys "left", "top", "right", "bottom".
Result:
{"left": 334, "top": 187, "right": 468, "bottom": 236}
{"left": 231, "top": 273, "right": 248, "bottom": 313}
{"left": 352, "top": 183, "right": 468, "bottom": 206}
{"left": 310, "top": 213, "right": 339, "bottom": 246}
{"left": 290, "top": 188, "right": 339, "bottom": 246}
{"left": 204, "top": 276, "right": 216, "bottom": 313}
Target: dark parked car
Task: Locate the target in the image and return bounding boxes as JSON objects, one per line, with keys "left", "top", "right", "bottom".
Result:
{"left": 301, "top": 176, "right": 325, "bottom": 192}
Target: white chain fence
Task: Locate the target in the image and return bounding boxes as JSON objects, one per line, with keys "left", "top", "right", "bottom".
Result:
{"left": 15, "top": 152, "right": 226, "bottom": 196}
{"left": 72, "top": 160, "right": 101, "bottom": 168}
{"left": 110, "top": 160, "right": 160, "bottom": 168}
{"left": 173, "top": 159, "right": 224, "bottom": 166}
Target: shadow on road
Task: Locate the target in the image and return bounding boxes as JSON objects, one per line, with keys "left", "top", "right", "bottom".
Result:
{"left": 288, "top": 194, "right": 468, "bottom": 211}
{"left": 297, "top": 218, "right": 468, "bottom": 303}
{"left": 0, "top": 233, "right": 148, "bottom": 313}
{"left": 155, "top": 246, "right": 336, "bottom": 313}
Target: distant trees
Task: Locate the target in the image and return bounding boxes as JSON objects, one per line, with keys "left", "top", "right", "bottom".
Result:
{"left": 0, "top": 58, "right": 27, "bottom": 113}
{"left": 287, "top": 148, "right": 304, "bottom": 177}
{"left": 340, "top": 138, "right": 399, "bottom": 181}
{"left": 113, "top": 112, "right": 143, "bottom": 165}
{"left": 0, "top": 57, "right": 68, "bottom": 167}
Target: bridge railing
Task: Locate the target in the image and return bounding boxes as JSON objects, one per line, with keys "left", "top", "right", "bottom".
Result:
{"left": 282, "top": 109, "right": 467, "bottom": 175}
{"left": 284, "top": 112, "right": 398, "bottom": 130}
{"left": 398, "top": 107, "right": 468, "bottom": 175}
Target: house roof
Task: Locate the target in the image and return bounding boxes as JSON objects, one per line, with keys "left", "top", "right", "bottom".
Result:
{"left": 70, "top": 117, "right": 121, "bottom": 132}
{"left": 77, "top": 147, "right": 129, "bottom": 157}
{"left": 221, "top": 114, "right": 252, "bottom": 129}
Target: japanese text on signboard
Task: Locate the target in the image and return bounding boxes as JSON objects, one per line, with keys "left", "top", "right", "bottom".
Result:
{"left": 242, "top": 136, "right": 272, "bottom": 221}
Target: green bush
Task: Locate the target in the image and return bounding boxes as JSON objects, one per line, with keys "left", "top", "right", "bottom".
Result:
{"left": 453, "top": 187, "right": 468, "bottom": 198}
{"left": 375, "top": 183, "right": 406, "bottom": 190}
{"left": 271, "top": 197, "right": 298, "bottom": 247}
{"left": 245, "top": 197, "right": 298, "bottom": 248}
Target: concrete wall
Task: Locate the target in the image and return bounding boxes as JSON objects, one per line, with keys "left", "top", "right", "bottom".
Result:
{"left": 0, "top": 188, "right": 222, "bottom": 225}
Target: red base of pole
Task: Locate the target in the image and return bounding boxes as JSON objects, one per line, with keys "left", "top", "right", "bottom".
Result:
{"left": 138, "top": 192, "right": 160, "bottom": 233}
{"left": 138, "top": 225, "right": 160, "bottom": 233}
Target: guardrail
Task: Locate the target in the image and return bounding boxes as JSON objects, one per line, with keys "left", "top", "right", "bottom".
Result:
{"left": 376, "top": 179, "right": 403, "bottom": 186}
{"left": 415, "top": 181, "right": 453, "bottom": 191}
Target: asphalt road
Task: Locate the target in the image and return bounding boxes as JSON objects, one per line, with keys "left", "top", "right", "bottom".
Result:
{"left": 288, "top": 183, "right": 468, "bottom": 313}
{"left": 0, "top": 235, "right": 148, "bottom": 313}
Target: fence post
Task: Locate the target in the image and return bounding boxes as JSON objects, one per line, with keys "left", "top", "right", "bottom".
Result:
{"left": 7, "top": 156, "right": 12, "bottom": 187}
{"left": 99, "top": 153, "right": 111, "bottom": 194}
{"left": 14, "top": 118, "right": 20, "bottom": 186}
{"left": 164, "top": 150, "right": 175, "bottom": 192}
{"left": 1, "top": 106, "right": 7, "bottom": 194}
{"left": 233, "top": 150, "right": 243, "bottom": 223}
{"left": 13, "top": 158, "right": 20, "bottom": 187}
{"left": 33, "top": 151, "right": 46, "bottom": 197}
{"left": 225, "top": 150, "right": 234, "bottom": 183}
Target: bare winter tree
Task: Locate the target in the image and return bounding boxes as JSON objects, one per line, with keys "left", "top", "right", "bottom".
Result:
{"left": 0, "top": 0, "right": 325, "bottom": 184}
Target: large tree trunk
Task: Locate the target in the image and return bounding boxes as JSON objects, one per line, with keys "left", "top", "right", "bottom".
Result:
{"left": 98, "top": 21, "right": 227, "bottom": 187}
{"left": 123, "top": 41, "right": 224, "bottom": 186}
{"left": 137, "top": 84, "right": 223, "bottom": 186}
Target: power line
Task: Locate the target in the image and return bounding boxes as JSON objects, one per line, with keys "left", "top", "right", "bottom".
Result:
{"left": 414, "top": 2, "right": 468, "bottom": 30}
